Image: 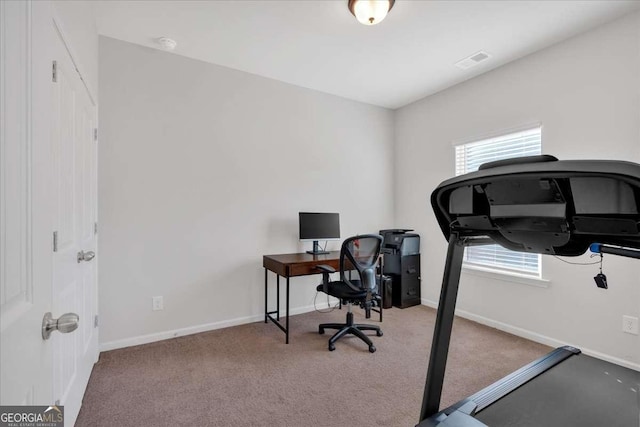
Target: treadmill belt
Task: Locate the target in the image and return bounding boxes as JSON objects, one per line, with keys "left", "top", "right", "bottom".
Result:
{"left": 475, "top": 354, "right": 640, "bottom": 427}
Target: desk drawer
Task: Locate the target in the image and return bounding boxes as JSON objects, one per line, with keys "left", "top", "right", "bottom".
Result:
{"left": 289, "top": 260, "right": 340, "bottom": 277}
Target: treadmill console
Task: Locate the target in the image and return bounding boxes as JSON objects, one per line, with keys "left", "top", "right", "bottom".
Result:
{"left": 432, "top": 158, "right": 640, "bottom": 256}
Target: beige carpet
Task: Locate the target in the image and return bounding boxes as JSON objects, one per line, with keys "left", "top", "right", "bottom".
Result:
{"left": 76, "top": 306, "right": 550, "bottom": 426}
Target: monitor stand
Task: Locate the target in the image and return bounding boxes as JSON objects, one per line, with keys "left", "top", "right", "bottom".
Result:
{"left": 306, "top": 241, "right": 329, "bottom": 255}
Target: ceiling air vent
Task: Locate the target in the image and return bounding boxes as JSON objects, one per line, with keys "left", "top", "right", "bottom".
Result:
{"left": 455, "top": 51, "right": 491, "bottom": 70}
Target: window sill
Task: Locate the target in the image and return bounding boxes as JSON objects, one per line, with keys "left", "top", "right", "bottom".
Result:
{"left": 462, "top": 264, "right": 550, "bottom": 288}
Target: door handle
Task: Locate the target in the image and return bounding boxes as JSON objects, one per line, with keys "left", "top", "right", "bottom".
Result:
{"left": 77, "top": 250, "right": 95, "bottom": 263}
{"left": 42, "top": 312, "right": 79, "bottom": 340}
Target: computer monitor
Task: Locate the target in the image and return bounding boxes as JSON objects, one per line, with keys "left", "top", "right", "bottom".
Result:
{"left": 299, "top": 212, "right": 340, "bottom": 255}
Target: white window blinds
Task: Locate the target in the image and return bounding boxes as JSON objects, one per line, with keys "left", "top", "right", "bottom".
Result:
{"left": 455, "top": 127, "right": 542, "bottom": 276}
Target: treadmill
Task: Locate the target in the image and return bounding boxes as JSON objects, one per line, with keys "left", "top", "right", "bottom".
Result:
{"left": 418, "top": 155, "right": 640, "bottom": 427}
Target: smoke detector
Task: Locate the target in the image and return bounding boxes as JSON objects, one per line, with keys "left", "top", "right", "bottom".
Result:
{"left": 455, "top": 51, "right": 491, "bottom": 70}
{"left": 156, "top": 37, "right": 177, "bottom": 51}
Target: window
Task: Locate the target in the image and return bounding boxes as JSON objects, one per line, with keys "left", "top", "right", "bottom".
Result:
{"left": 455, "top": 127, "right": 542, "bottom": 277}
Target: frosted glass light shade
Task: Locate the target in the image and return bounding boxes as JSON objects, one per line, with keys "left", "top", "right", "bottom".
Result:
{"left": 348, "top": 0, "right": 395, "bottom": 26}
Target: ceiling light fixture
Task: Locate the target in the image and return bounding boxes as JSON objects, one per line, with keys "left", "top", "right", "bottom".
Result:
{"left": 348, "top": 0, "right": 395, "bottom": 26}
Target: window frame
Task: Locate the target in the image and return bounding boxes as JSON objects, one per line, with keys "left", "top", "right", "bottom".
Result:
{"left": 453, "top": 125, "right": 543, "bottom": 279}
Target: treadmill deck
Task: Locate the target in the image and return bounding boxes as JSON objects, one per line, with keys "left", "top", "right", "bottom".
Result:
{"left": 475, "top": 354, "right": 640, "bottom": 427}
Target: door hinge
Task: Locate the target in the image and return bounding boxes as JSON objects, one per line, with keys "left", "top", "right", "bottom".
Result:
{"left": 53, "top": 231, "right": 58, "bottom": 252}
{"left": 94, "top": 315, "right": 99, "bottom": 328}
{"left": 52, "top": 61, "right": 57, "bottom": 82}
{"left": 94, "top": 128, "right": 98, "bottom": 141}
{"left": 94, "top": 222, "right": 98, "bottom": 235}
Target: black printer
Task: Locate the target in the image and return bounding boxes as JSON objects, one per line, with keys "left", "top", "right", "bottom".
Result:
{"left": 379, "top": 229, "right": 421, "bottom": 308}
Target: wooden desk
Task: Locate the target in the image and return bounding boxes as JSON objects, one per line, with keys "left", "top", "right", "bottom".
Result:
{"left": 263, "top": 251, "right": 341, "bottom": 344}
{"left": 263, "top": 251, "right": 383, "bottom": 344}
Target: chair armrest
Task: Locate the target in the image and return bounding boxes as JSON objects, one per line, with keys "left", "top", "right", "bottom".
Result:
{"left": 316, "top": 265, "right": 335, "bottom": 273}
{"left": 316, "top": 265, "right": 335, "bottom": 294}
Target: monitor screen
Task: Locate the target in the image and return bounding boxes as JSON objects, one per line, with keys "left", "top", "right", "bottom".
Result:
{"left": 299, "top": 212, "right": 340, "bottom": 241}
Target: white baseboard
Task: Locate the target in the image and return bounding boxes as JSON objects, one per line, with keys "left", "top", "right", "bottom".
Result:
{"left": 420, "top": 299, "right": 640, "bottom": 372}
{"left": 99, "top": 302, "right": 330, "bottom": 352}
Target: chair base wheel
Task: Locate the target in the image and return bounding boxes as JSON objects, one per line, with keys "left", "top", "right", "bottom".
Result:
{"left": 319, "top": 317, "right": 381, "bottom": 353}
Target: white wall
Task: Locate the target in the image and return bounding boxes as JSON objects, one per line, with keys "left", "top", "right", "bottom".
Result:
{"left": 52, "top": 0, "right": 98, "bottom": 100}
{"left": 98, "top": 37, "right": 395, "bottom": 348}
{"left": 395, "top": 12, "right": 640, "bottom": 367}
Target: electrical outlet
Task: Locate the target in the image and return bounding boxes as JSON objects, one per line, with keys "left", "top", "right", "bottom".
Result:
{"left": 152, "top": 296, "right": 164, "bottom": 311}
{"left": 622, "top": 315, "right": 638, "bottom": 335}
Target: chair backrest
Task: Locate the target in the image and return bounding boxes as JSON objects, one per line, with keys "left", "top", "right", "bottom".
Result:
{"left": 340, "top": 234, "right": 383, "bottom": 291}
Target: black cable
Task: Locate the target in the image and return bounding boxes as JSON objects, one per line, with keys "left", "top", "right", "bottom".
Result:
{"left": 313, "top": 291, "right": 339, "bottom": 313}
{"left": 314, "top": 268, "right": 339, "bottom": 313}
{"left": 552, "top": 255, "right": 601, "bottom": 266}
{"left": 599, "top": 253, "right": 603, "bottom": 274}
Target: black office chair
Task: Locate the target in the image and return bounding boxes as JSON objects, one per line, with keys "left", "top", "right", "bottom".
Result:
{"left": 316, "top": 234, "right": 384, "bottom": 353}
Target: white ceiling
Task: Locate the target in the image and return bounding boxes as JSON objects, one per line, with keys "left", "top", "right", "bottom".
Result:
{"left": 94, "top": 1, "right": 640, "bottom": 109}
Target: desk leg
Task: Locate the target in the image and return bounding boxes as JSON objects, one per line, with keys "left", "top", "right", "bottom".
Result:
{"left": 265, "top": 270, "right": 289, "bottom": 344}
{"left": 286, "top": 276, "right": 290, "bottom": 344}
{"left": 379, "top": 268, "right": 383, "bottom": 323}
{"left": 264, "top": 268, "right": 268, "bottom": 323}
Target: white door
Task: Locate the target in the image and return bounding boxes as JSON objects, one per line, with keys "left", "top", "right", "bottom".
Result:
{"left": 0, "top": 0, "right": 54, "bottom": 408}
{"left": 0, "top": 3, "right": 97, "bottom": 422}
{"left": 51, "top": 22, "right": 99, "bottom": 425}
